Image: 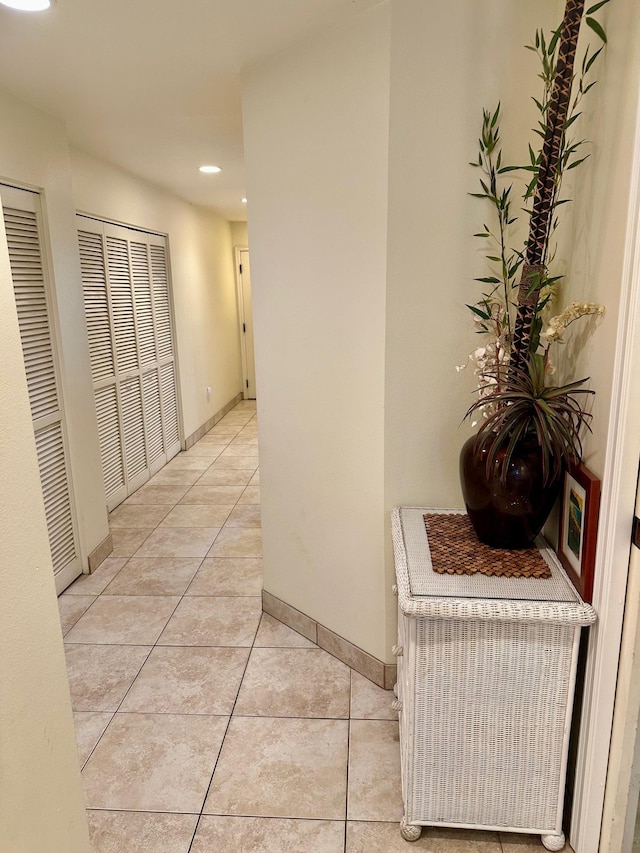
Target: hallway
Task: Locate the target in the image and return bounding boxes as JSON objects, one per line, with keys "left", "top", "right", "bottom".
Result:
{"left": 58, "top": 401, "right": 551, "bottom": 852}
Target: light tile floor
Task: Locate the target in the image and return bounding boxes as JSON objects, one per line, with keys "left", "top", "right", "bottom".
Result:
{"left": 59, "top": 401, "right": 562, "bottom": 852}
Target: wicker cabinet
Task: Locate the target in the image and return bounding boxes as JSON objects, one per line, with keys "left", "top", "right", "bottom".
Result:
{"left": 391, "top": 507, "right": 596, "bottom": 850}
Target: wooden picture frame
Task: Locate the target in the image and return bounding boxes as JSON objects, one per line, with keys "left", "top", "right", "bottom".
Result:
{"left": 557, "top": 462, "right": 601, "bottom": 603}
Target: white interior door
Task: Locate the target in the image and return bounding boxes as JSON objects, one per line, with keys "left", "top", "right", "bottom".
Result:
{"left": 77, "top": 216, "right": 181, "bottom": 511}
{"left": 237, "top": 248, "right": 257, "bottom": 399}
{"left": 1, "top": 184, "right": 82, "bottom": 593}
{"left": 600, "top": 464, "right": 640, "bottom": 853}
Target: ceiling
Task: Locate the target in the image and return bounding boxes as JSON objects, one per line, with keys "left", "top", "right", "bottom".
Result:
{"left": 0, "top": 0, "right": 382, "bottom": 221}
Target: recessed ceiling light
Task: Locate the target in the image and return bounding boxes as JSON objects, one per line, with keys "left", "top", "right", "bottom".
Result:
{"left": 199, "top": 165, "right": 221, "bottom": 174}
{"left": 0, "top": 0, "right": 51, "bottom": 10}
{"left": 241, "top": 198, "right": 247, "bottom": 204}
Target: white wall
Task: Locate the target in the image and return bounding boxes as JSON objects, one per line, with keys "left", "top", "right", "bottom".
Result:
{"left": 383, "top": 0, "right": 560, "bottom": 654}
{"left": 0, "top": 89, "right": 109, "bottom": 563}
{"left": 557, "top": 2, "right": 640, "bottom": 849}
{"left": 0, "top": 200, "right": 89, "bottom": 852}
{"left": 553, "top": 0, "right": 640, "bottom": 478}
{"left": 242, "top": 4, "right": 391, "bottom": 660}
{"left": 230, "top": 220, "right": 248, "bottom": 247}
{"left": 385, "top": 0, "right": 558, "bottom": 510}
{"left": 71, "top": 150, "right": 243, "bottom": 438}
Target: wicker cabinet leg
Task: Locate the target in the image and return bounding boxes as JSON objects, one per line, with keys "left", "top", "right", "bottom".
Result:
{"left": 400, "top": 816, "right": 422, "bottom": 841}
{"left": 541, "top": 832, "right": 565, "bottom": 851}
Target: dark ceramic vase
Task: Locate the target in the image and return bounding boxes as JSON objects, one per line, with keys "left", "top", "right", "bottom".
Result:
{"left": 459, "top": 434, "right": 562, "bottom": 549}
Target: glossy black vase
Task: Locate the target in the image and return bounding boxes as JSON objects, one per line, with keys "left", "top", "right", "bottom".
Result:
{"left": 459, "top": 434, "right": 562, "bottom": 549}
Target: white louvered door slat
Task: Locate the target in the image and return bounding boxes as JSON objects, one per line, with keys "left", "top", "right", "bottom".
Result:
{"left": 2, "top": 187, "right": 81, "bottom": 593}
{"left": 78, "top": 229, "right": 115, "bottom": 384}
{"left": 160, "top": 362, "right": 180, "bottom": 454}
{"left": 150, "top": 244, "right": 174, "bottom": 362}
{"left": 120, "top": 376, "right": 149, "bottom": 491}
{"left": 6, "top": 209, "right": 59, "bottom": 422}
{"left": 142, "top": 368, "right": 165, "bottom": 472}
{"left": 78, "top": 216, "right": 180, "bottom": 509}
{"left": 78, "top": 224, "right": 127, "bottom": 510}
{"left": 93, "top": 385, "right": 127, "bottom": 510}
{"left": 35, "top": 422, "right": 76, "bottom": 572}
{"left": 106, "top": 235, "right": 138, "bottom": 376}
{"left": 131, "top": 241, "right": 156, "bottom": 368}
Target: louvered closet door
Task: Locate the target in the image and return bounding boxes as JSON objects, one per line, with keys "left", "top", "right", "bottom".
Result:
{"left": 77, "top": 216, "right": 181, "bottom": 511}
{"left": 1, "top": 185, "right": 82, "bottom": 593}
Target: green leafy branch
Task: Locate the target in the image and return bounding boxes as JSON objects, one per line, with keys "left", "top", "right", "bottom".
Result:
{"left": 467, "top": 1, "right": 609, "bottom": 369}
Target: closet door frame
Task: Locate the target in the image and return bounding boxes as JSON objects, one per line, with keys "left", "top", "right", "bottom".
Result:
{"left": 1, "top": 183, "right": 83, "bottom": 593}
{"left": 78, "top": 214, "right": 183, "bottom": 511}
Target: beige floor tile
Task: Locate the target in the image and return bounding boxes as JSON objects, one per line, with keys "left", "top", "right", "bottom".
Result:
{"left": 88, "top": 811, "right": 198, "bottom": 853}
{"left": 64, "top": 558, "right": 127, "bottom": 595}
{"left": 212, "top": 420, "right": 247, "bottom": 441}
{"left": 121, "top": 646, "right": 249, "bottom": 714}
{"left": 58, "top": 594, "right": 97, "bottom": 635}
{"left": 209, "top": 457, "right": 259, "bottom": 470}
{"left": 164, "top": 454, "right": 213, "bottom": 471}
{"left": 350, "top": 672, "right": 397, "bottom": 721}
{"left": 104, "top": 558, "right": 201, "bottom": 596}
{"left": 65, "top": 643, "right": 151, "bottom": 710}
{"left": 254, "top": 614, "right": 317, "bottom": 649}
{"left": 183, "top": 443, "right": 227, "bottom": 457}
{"left": 249, "top": 471, "right": 260, "bottom": 485}
{"left": 229, "top": 435, "right": 259, "bottom": 446}
{"left": 135, "top": 527, "right": 220, "bottom": 558}
{"left": 235, "top": 647, "right": 350, "bottom": 718}
{"left": 158, "top": 596, "right": 261, "bottom": 647}
{"left": 205, "top": 420, "right": 245, "bottom": 430}
{"left": 126, "top": 485, "right": 190, "bottom": 505}
{"left": 346, "top": 823, "right": 503, "bottom": 851}
{"left": 160, "top": 504, "right": 234, "bottom": 528}
{"left": 82, "top": 712, "right": 228, "bottom": 813}
{"left": 347, "top": 720, "right": 403, "bottom": 822}
{"left": 207, "top": 527, "right": 263, "bottom": 558}
{"left": 73, "top": 711, "right": 113, "bottom": 765}
{"left": 64, "top": 595, "right": 180, "bottom": 645}
{"left": 203, "top": 716, "right": 348, "bottom": 820}
{"left": 196, "top": 468, "right": 255, "bottom": 487}
{"left": 238, "top": 485, "right": 260, "bottom": 504}
{"left": 500, "top": 833, "right": 562, "bottom": 851}
{"left": 219, "top": 415, "right": 253, "bottom": 425}
{"left": 191, "top": 816, "right": 345, "bottom": 853}
{"left": 186, "top": 557, "right": 263, "bottom": 596}
{"left": 179, "top": 485, "right": 245, "bottom": 505}
{"left": 147, "top": 468, "right": 203, "bottom": 486}
{"left": 226, "top": 504, "right": 261, "bottom": 528}
{"left": 203, "top": 426, "right": 239, "bottom": 436}
{"left": 217, "top": 445, "right": 260, "bottom": 459}
{"left": 198, "top": 436, "right": 235, "bottom": 447}
{"left": 110, "top": 528, "right": 154, "bottom": 557}
{"left": 108, "top": 504, "right": 172, "bottom": 529}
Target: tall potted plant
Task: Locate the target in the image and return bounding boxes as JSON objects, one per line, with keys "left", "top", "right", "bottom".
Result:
{"left": 460, "top": 0, "right": 608, "bottom": 549}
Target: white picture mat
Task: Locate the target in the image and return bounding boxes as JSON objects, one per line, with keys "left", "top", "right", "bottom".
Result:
{"left": 561, "top": 473, "right": 587, "bottom": 577}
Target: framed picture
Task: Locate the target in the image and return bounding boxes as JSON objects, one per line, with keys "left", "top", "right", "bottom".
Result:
{"left": 558, "top": 462, "right": 601, "bottom": 603}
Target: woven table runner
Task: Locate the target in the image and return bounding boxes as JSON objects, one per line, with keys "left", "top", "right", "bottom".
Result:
{"left": 423, "top": 513, "right": 552, "bottom": 579}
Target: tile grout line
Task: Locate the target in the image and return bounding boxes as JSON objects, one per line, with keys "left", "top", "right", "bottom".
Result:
{"left": 107, "top": 413, "right": 257, "bottom": 570}
{"left": 343, "top": 667, "right": 353, "bottom": 853}
{"left": 344, "top": 671, "right": 353, "bottom": 853}
{"left": 76, "top": 407, "right": 257, "bottom": 798}
{"left": 187, "top": 548, "right": 263, "bottom": 853}
{"left": 72, "top": 405, "right": 264, "bottom": 844}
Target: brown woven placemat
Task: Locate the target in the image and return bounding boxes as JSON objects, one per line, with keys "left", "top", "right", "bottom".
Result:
{"left": 423, "top": 513, "right": 552, "bottom": 578}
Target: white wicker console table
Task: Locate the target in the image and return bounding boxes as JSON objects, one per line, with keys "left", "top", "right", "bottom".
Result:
{"left": 391, "top": 507, "right": 597, "bottom": 850}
